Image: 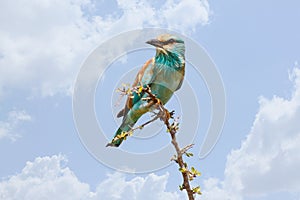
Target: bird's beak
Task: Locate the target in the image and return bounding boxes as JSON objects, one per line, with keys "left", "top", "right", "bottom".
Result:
{"left": 146, "top": 39, "right": 163, "bottom": 48}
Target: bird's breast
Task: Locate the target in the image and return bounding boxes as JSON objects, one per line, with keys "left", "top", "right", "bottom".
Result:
{"left": 154, "top": 66, "right": 184, "bottom": 90}
{"left": 151, "top": 65, "right": 184, "bottom": 104}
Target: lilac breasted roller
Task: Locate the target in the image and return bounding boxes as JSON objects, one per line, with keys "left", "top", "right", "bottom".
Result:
{"left": 107, "top": 34, "right": 185, "bottom": 147}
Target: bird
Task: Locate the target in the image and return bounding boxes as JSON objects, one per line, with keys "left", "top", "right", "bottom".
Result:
{"left": 106, "top": 34, "right": 185, "bottom": 147}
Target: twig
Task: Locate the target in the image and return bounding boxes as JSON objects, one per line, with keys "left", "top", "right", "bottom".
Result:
{"left": 156, "top": 104, "right": 195, "bottom": 200}
{"left": 181, "top": 144, "right": 194, "bottom": 155}
{"left": 116, "top": 85, "right": 200, "bottom": 199}
{"left": 131, "top": 114, "right": 160, "bottom": 132}
{"left": 142, "top": 86, "right": 196, "bottom": 200}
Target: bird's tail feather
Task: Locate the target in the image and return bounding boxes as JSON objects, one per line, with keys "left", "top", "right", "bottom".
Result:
{"left": 106, "top": 121, "right": 135, "bottom": 147}
{"left": 107, "top": 101, "right": 151, "bottom": 147}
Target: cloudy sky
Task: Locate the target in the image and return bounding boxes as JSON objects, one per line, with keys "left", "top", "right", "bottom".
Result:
{"left": 1, "top": 0, "right": 300, "bottom": 199}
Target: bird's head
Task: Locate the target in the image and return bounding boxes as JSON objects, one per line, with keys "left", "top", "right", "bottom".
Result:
{"left": 146, "top": 34, "right": 185, "bottom": 59}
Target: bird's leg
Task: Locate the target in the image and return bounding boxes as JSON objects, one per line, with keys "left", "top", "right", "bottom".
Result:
{"left": 155, "top": 103, "right": 172, "bottom": 124}
{"left": 164, "top": 110, "right": 175, "bottom": 121}
{"left": 163, "top": 108, "right": 171, "bottom": 123}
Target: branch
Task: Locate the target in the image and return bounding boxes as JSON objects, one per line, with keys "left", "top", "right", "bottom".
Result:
{"left": 115, "top": 85, "right": 201, "bottom": 199}
{"left": 155, "top": 103, "right": 196, "bottom": 200}
{"left": 131, "top": 114, "right": 160, "bottom": 131}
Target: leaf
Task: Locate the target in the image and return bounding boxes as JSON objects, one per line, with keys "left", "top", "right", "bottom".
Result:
{"left": 126, "top": 88, "right": 132, "bottom": 95}
{"left": 179, "top": 167, "right": 187, "bottom": 173}
{"left": 179, "top": 185, "right": 184, "bottom": 191}
{"left": 113, "top": 131, "right": 131, "bottom": 141}
{"left": 191, "top": 167, "right": 201, "bottom": 176}
{"left": 183, "top": 162, "right": 187, "bottom": 168}
{"left": 188, "top": 175, "right": 194, "bottom": 181}
{"left": 138, "top": 86, "right": 143, "bottom": 93}
{"left": 185, "top": 152, "right": 194, "bottom": 157}
{"left": 192, "top": 186, "right": 202, "bottom": 195}
{"left": 122, "top": 83, "right": 129, "bottom": 87}
{"left": 170, "top": 155, "right": 177, "bottom": 162}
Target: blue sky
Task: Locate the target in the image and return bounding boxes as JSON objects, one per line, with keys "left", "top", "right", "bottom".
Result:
{"left": 1, "top": 0, "right": 300, "bottom": 199}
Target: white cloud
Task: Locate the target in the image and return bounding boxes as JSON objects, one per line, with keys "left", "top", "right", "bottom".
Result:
{"left": 0, "top": 0, "right": 96, "bottom": 97}
{"left": 201, "top": 68, "right": 300, "bottom": 199}
{"left": 95, "top": 172, "right": 184, "bottom": 200}
{"left": 0, "top": 155, "right": 92, "bottom": 200}
{"left": 162, "top": 0, "right": 210, "bottom": 32}
{"left": 0, "top": 0, "right": 210, "bottom": 98}
{"left": 0, "top": 155, "right": 185, "bottom": 200}
{"left": 0, "top": 110, "right": 32, "bottom": 141}
{"left": 200, "top": 178, "right": 240, "bottom": 200}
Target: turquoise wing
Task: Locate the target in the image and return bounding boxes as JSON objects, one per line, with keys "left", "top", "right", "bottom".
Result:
{"left": 117, "top": 58, "right": 155, "bottom": 118}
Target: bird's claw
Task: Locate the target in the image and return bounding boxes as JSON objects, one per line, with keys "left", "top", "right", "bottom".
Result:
{"left": 169, "top": 110, "right": 175, "bottom": 118}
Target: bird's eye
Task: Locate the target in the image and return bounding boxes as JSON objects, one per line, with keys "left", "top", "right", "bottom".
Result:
{"left": 168, "top": 39, "right": 175, "bottom": 43}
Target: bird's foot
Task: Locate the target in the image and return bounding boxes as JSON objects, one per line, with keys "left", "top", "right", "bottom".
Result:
{"left": 169, "top": 110, "right": 175, "bottom": 118}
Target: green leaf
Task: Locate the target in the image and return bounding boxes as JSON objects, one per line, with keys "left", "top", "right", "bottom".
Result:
{"left": 179, "top": 185, "right": 184, "bottom": 191}
{"left": 185, "top": 152, "right": 194, "bottom": 157}
{"left": 179, "top": 167, "right": 187, "bottom": 173}
{"left": 183, "top": 162, "right": 187, "bottom": 168}
{"left": 191, "top": 167, "right": 201, "bottom": 176}
{"left": 192, "top": 186, "right": 202, "bottom": 195}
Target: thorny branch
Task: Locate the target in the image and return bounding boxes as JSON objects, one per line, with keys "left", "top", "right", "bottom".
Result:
{"left": 115, "top": 85, "right": 201, "bottom": 199}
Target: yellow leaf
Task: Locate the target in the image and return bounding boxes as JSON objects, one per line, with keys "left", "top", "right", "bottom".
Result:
{"left": 191, "top": 167, "right": 201, "bottom": 176}
{"left": 192, "top": 186, "right": 202, "bottom": 195}
{"left": 179, "top": 167, "right": 186, "bottom": 173}
{"left": 138, "top": 86, "right": 143, "bottom": 93}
